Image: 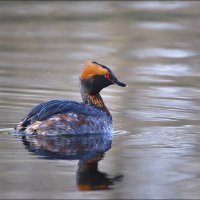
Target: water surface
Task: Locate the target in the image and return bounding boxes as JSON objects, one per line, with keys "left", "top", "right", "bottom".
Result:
{"left": 1, "top": 1, "right": 200, "bottom": 199}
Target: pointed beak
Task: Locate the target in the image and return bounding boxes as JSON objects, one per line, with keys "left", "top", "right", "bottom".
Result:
{"left": 112, "top": 78, "right": 126, "bottom": 87}
{"left": 108, "top": 74, "right": 126, "bottom": 87}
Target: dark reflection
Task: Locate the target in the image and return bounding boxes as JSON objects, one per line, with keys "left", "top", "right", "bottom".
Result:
{"left": 18, "top": 133, "right": 123, "bottom": 191}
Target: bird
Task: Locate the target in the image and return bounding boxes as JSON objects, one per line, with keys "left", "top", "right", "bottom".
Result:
{"left": 15, "top": 60, "right": 126, "bottom": 135}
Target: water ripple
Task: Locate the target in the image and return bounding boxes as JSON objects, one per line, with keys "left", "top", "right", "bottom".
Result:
{"left": 138, "top": 22, "right": 185, "bottom": 31}
{"left": 132, "top": 48, "right": 196, "bottom": 58}
{"left": 133, "top": 2, "right": 189, "bottom": 10}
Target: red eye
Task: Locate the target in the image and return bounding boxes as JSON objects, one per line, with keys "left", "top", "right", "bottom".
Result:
{"left": 105, "top": 74, "right": 110, "bottom": 80}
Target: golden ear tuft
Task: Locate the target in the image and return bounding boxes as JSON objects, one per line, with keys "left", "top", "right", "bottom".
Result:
{"left": 80, "top": 60, "right": 109, "bottom": 79}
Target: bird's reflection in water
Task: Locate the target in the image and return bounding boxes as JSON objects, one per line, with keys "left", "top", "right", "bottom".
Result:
{"left": 18, "top": 133, "right": 123, "bottom": 191}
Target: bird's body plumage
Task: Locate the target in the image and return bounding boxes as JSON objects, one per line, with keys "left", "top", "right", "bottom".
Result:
{"left": 16, "top": 100, "right": 112, "bottom": 135}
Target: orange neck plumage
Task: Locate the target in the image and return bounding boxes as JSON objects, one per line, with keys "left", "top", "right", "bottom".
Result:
{"left": 81, "top": 92, "right": 111, "bottom": 116}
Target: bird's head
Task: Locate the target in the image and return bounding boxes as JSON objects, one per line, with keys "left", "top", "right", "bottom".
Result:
{"left": 80, "top": 60, "right": 126, "bottom": 95}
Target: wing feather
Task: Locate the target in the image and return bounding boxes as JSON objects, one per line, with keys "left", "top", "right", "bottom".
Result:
{"left": 20, "top": 100, "right": 100, "bottom": 128}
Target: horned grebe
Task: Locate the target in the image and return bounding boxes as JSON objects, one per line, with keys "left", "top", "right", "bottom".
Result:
{"left": 15, "top": 60, "right": 126, "bottom": 135}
